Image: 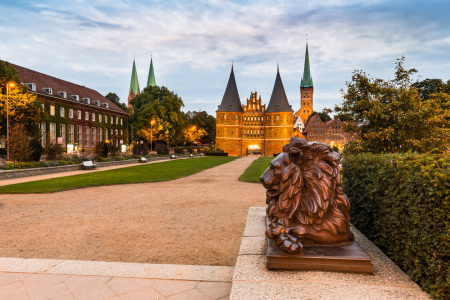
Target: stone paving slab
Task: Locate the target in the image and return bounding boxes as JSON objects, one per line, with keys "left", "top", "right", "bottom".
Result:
{"left": 0, "top": 271, "right": 231, "bottom": 300}
{"left": 230, "top": 207, "right": 431, "bottom": 300}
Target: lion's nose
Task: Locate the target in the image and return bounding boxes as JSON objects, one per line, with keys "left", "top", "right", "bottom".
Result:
{"left": 259, "top": 175, "right": 265, "bottom": 184}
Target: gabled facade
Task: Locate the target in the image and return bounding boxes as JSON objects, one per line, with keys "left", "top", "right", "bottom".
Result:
{"left": 10, "top": 62, "right": 128, "bottom": 152}
{"left": 215, "top": 65, "right": 294, "bottom": 156}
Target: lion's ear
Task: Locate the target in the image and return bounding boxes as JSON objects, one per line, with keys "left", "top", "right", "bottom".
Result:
{"left": 288, "top": 147, "right": 303, "bottom": 162}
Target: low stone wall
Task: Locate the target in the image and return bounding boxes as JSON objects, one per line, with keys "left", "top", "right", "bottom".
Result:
{"left": 0, "top": 157, "right": 168, "bottom": 180}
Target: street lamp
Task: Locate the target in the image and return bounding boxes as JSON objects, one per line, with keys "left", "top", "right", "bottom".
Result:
{"left": 6, "top": 82, "right": 15, "bottom": 161}
{"left": 150, "top": 120, "right": 155, "bottom": 152}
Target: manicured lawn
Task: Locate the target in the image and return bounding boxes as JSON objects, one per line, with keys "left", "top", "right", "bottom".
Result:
{"left": 239, "top": 157, "right": 273, "bottom": 183}
{"left": 0, "top": 157, "right": 238, "bottom": 194}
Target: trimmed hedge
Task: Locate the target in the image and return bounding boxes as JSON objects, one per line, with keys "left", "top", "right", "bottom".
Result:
{"left": 343, "top": 153, "right": 450, "bottom": 299}
{"left": 205, "top": 152, "right": 228, "bottom": 156}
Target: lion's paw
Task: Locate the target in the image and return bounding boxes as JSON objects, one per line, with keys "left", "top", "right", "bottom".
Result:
{"left": 276, "top": 234, "right": 303, "bottom": 254}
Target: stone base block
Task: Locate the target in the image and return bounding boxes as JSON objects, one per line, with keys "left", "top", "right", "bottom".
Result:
{"left": 266, "top": 237, "right": 374, "bottom": 273}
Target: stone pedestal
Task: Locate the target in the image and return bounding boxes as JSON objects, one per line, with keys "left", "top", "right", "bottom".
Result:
{"left": 266, "top": 237, "right": 374, "bottom": 273}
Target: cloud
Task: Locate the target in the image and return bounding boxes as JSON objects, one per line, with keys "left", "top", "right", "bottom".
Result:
{"left": 1, "top": 0, "right": 449, "bottom": 115}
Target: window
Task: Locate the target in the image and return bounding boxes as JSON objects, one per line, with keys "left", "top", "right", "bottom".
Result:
{"left": 41, "top": 104, "right": 44, "bottom": 112}
{"left": 111, "top": 116, "right": 114, "bottom": 124}
{"left": 99, "top": 114, "right": 102, "bottom": 123}
{"left": 85, "top": 111, "right": 89, "bottom": 121}
{"left": 40, "top": 123, "right": 46, "bottom": 146}
{"left": 60, "top": 124, "right": 66, "bottom": 147}
{"left": 77, "top": 110, "right": 81, "bottom": 119}
{"left": 77, "top": 126, "right": 82, "bottom": 146}
{"left": 50, "top": 105, "right": 55, "bottom": 116}
{"left": 92, "top": 113, "right": 95, "bottom": 122}
{"left": 69, "top": 109, "right": 73, "bottom": 118}
{"left": 224, "top": 114, "right": 227, "bottom": 120}
{"left": 120, "top": 118, "right": 123, "bottom": 125}
{"left": 276, "top": 115, "right": 279, "bottom": 121}
{"left": 115, "top": 129, "right": 118, "bottom": 135}
{"left": 50, "top": 123, "right": 56, "bottom": 144}
{"left": 111, "top": 129, "right": 113, "bottom": 135}
{"left": 105, "top": 115, "right": 108, "bottom": 123}
{"left": 60, "top": 107, "right": 65, "bottom": 117}
{"left": 69, "top": 125, "right": 74, "bottom": 143}
{"left": 92, "top": 127, "right": 96, "bottom": 145}
{"left": 85, "top": 127, "right": 90, "bottom": 147}
{"left": 120, "top": 130, "right": 123, "bottom": 136}
{"left": 105, "top": 129, "right": 108, "bottom": 141}
{"left": 116, "top": 117, "right": 118, "bottom": 125}
{"left": 236, "top": 115, "right": 238, "bottom": 120}
{"left": 98, "top": 128, "right": 103, "bottom": 142}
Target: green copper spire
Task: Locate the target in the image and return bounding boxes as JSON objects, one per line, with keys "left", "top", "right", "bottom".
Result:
{"left": 129, "top": 59, "right": 140, "bottom": 96}
{"left": 147, "top": 56, "right": 156, "bottom": 87}
{"left": 301, "top": 43, "right": 313, "bottom": 88}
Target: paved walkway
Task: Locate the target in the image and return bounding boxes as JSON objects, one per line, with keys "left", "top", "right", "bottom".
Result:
{"left": 0, "top": 156, "right": 259, "bottom": 299}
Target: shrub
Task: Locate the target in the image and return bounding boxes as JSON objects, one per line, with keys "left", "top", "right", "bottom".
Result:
{"left": 45, "top": 143, "right": 64, "bottom": 160}
{"left": 94, "top": 141, "right": 108, "bottom": 159}
{"left": 174, "top": 147, "right": 184, "bottom": 154}
{"left": 156, "top": 143, "right": 168, "bottom": 155}
{"left": 29, "top": 138, "right": 43, "bottom": 162}
{"left": 343, "top": 153, "right": 450, "bottom": 299}
{"left": 186, "top": 146, "right": 194, "bottom": 154}
{"left": 9, "top": 124, "right": 33, "bottom": 162}
{"left": 109, "top": 142, "right": 120, "bottom": 156}
{"left": 332, "top": 145, "right": 339, "bottom": 153}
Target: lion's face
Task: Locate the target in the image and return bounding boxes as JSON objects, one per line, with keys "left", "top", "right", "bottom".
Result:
{"left": 260, "top": 153, "right": 288, "bottom": 203}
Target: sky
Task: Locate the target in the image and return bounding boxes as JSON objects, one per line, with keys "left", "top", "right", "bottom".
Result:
{"left": 1, "top": 0, "right": 450, "bottom": 116}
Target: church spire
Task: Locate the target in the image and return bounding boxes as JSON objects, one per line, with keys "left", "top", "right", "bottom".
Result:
{"left": 300, "top": 42, "right": 313, "bottom": 88}
{"left": 128, "top": 59, "right": 140, "bottom": 108}
{"left": 147, "top": 56, "right": 156, "bottom": 87}
{"left": 217, "top": 64, "right": 243, "bottom": 112}
{"left": 266, "top": 65, "right": 293, "bottom": 113}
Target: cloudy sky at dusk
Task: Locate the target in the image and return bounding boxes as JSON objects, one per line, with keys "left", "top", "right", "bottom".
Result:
{"left": 1, "top": 0, "right": 449, "bottom": 115}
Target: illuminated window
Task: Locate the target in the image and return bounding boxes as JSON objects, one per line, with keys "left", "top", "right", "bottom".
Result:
{"left": 50, "top": 105, "right": 55, "bottom": 116}
{"left": 60, "top": 107, "right": 65, "bottom": 117}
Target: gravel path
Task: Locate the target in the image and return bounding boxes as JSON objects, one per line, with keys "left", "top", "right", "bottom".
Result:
{"left": 0, "top": 157, "right": 267, "bottom": 266}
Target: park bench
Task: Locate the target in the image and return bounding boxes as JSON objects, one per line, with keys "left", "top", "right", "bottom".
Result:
{"left": 82, "top": 161, "right": 97, "bottom": 170}
{"left": 140, "top": 157, "right": 148, "bottom": 163}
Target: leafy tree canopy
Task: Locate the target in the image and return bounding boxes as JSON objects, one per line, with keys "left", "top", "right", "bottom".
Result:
{"left": 0, "top": 61, "right": 43, "bottom": 138}
{"left": 183, "top": 111, "right": 216, "bottom": 144}
{"left": 105, "top": 92, "right": 128, "bottom": 112}
{"left": 412, "top": 78, "right": 450, "bottom": 100}
{"left": 130, "top": 85, "right": 185, "bottom": 145}
{"left": 335, "top": 56, "right": 450, "bottom": 154}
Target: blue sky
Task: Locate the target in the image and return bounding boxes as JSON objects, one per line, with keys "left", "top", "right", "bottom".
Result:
{"left": 1, "top": 0, "right": 449, "bottom": 116}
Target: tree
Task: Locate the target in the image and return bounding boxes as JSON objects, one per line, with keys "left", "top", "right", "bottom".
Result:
{"left": 335, "top": 56, "right": 450, "bottom": 154}
{"left": 183, "top": 111, "right": 216, "bottom": 144}
{"left": 305, "top": 108, "right": 332, "bottom": 125}
{"left": 105, "top": 92, "right": 128, "bottom": 112}
{"left": 412, "top": 78, "right": 450, "bottom": 100}
{"left": 130, "top": 85, "right": 185, "bottom": 146}
{"left": 0, "top": 61, "right": 43, "bottom": 139}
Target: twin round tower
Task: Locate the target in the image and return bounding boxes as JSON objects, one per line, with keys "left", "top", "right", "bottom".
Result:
{"left": 215, "top": 44, "right": 314, "bottom": 156}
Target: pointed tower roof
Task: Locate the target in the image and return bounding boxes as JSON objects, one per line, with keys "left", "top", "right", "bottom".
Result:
{"left": 147, "top": 57, "right": 156, "bottom": 87}
{"left": 266, "top": 66, "right": 293, "bottom": 113}
{"left": 217, "top": 64, "right": 243, "bottom": 112}
{"left": 129, "top": 59, "right": 140, "bottom": 96}
{"left": 301, "top": 43, "right": 313, "bottom": 88}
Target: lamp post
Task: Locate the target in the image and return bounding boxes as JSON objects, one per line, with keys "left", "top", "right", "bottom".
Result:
{"left": 150, "top": 120, "right": 155, "bottom": 152}
{"left": 6, "top": 82, "right": 15, "bottom": 161}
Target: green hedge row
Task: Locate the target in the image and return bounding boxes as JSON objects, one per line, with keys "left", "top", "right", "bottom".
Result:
{"left": 342, "top": 153, "right": 450, "bottom": 299}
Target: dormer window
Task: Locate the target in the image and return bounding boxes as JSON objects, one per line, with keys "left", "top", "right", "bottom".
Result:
{"left": 58, "top": 91, "right": 67, "bottom": 99}
{"left": 43, "top": 87, "right": 52, "bottom": 95}
{"left": 102, "top": 103, "right": 109, "bottom": 108}
{"left": 71, "top": 95, "right": 79, "bottom": 101}
{"left": 82, "top": 98, "right": 90, "bottom": 104}
{"left": 25, "top": 83, "right": 36, "bottom": 91}
{"left": 93, "top": 100, "right": 100, "bottom": 106}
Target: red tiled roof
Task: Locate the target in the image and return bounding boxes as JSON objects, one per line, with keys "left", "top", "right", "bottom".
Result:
{"left": 9, "top": 62, "right": 127, "bottom": 115}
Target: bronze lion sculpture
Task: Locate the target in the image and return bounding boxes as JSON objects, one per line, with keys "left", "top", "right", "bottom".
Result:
{"left": 260, "top": 137, "right": 354, "bottom": 254}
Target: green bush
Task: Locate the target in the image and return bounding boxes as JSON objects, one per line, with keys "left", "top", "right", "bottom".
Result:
{"left": 156, "top": 143, "right": 168, "bottom": 155}
{"left": 45, "top": 143, "right": 64, "bottom": 160}
{"left": 343, "top": 153, "right": 450, "bottom": 299}
{"left": 174, "top": 147, "right": 184, "bottom": 155}
{"left": 29, "top": 138, "right": 43, "bottom": 162}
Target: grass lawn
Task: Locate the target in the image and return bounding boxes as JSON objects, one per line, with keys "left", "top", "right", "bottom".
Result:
{"left": 0, "top": 157, "right": 238, "bottom": 194}
{"left": 239, "top": 157, "right": 273, "bottom": 183}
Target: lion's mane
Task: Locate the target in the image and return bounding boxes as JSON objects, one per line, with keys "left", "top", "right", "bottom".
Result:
{"left": 267, "top": 138, "right": 350, "bottom": 236}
